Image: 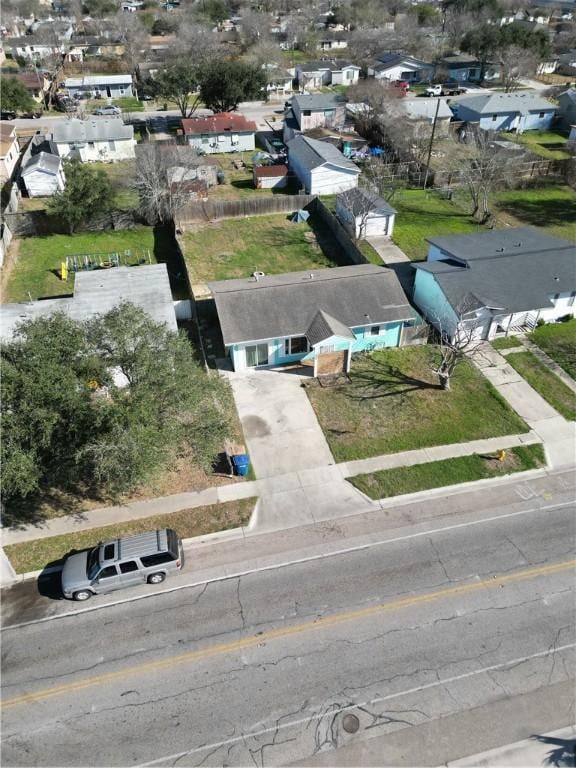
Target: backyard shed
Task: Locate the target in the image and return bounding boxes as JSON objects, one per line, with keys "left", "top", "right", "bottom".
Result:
{"left": 21, "top": 152, "right": 66, "bottom": 197}
{"left": 253, "top": 164, "right": 288, "bottom": 189}
{"left": 336, "top": 188, "right": 396, "bottom": 239}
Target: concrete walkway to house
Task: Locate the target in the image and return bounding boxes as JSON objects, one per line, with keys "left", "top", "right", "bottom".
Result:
{"left": 366, "top": 236, "right": 411, "bottom": 264}
{"left": 473, "top": 343, "right": 576, "bottom": 469}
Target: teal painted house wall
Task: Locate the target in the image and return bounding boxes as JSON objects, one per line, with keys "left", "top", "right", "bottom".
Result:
{"left": 413, "top": 270, "right": 458, "bottom": 335}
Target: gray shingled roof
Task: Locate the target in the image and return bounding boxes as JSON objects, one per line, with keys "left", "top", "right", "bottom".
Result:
{"left": 415, "top": 248, "right": 575, "bottom": 314}
{"left": 425, "top": 227, "right": 573, "bottom": 262}
{"left": 291, "top": 93, "right": 344, "bottom": 112}
{"left": 208, "top": 264, "right": 417, "bottom": 346}
{"left": 0, "top": 264, "right": 176, "bottom": 342}
{"left": 21, "top": 151, "right": 62, "bottom": 175}
{"left": 299, "top": 60, "right": 358, "bottom": 72}
{"left": 306, "top": 309, "right": 355, "bottom": 346}
{"left": 454, "top": 90, "right": 556, "bottom": 116}
{"left": 51, "top": 117, "right": 134, "bottom": 143}
{"left": 287, "top": 135, "right": 359, "bottom": 173}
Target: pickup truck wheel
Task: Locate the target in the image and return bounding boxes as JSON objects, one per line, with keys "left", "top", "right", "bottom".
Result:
{"left": 148, "top": 572, "right": 166, "bottom": 584}
{"left": 73, "top": 590, "right": 93, "bottom": 601}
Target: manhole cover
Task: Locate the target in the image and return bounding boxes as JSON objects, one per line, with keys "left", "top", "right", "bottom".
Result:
{"left": 342, "top": 713, "right": 360, "bottom": 734}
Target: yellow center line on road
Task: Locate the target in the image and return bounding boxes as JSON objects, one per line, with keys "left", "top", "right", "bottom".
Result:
{"left": 3, "top": 558, "right": 574, "bottom": 709}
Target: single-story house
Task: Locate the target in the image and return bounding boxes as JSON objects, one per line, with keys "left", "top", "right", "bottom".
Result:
{"left": 296, "top": 60, "right": 360, "bottom": 89}
{"left": 286, "top": 94, "right": 347, "bottom": 141}
{"left": 367, "top": 52, "right": 434, "bottom": 83}
{"left": 436, "top": 54, "right": 499, "bottom": 82}
{"left": 4, "top": 37, "right": 65, "bottom": 60}
{"left": 450, "top": 91, "right": 556, "bottom": 133}
{"left": 266, "top": 67, "right": 293, "bottom": 98}
{"left": 208, "top": 264, "right": 420, "bottom": 374}
{"left": 0, "top": 263, "right": 177, "bottom": 344}
{"left": 21, "top": 152, "right": 66, "bottom": 197}
{"left": 336, "top": 188, "right": 396, "bottom": 239}
{"left": 287, "top": 134, "right": 359, "bottom": 194}
{"left": 390, "top": 98, "right": 453, "bottom": 137}
{"left": 51, "top": 118, "right": 136, "bottom": 162}
{"left": 63, "top": 73, "right": 134, "bottom": 98}
{"left": 0, "top": 124, "right": 20, "bottom": 183}
{"left": 558, "top": 88, "right": 576, "bottom": 130}
{"left": 10, "top": 71, "right": 50, "bottom": 103}
{"left": 412, "top": 227, "right": 576, "bottom": 341}
{"left": 317, "top": 32, "right": 349, "bottom": 51}
{"left": 181, "top": 113, "right": 256, "bottom": 155}
{"left": 253, "top": 164, "right": 288, "bottom": 189}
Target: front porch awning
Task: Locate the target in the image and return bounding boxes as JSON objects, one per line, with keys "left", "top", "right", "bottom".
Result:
{"left": 305, "top": 309, "right": 355, "bottom": 347}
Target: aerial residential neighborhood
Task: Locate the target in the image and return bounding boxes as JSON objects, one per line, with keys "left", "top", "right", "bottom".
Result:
{"left": 0, "top": 0, "right": 575, "bottom": 764}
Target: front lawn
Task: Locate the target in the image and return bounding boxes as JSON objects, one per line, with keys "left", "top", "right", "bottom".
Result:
{"left": 2, "top": 226, "right": 188, "bottom": 302}
{"left": 350, "top": 444, "right": 545, "bottom": 499}
{"left": 493, "top": 184, "right": 576, "bottom": 241}
{"left": 529, "top": 319, "right": 576, "bottom": 380}
{"left": 391, "top": 189, "right": 483, "bottom": 261}
{"left": 306, "top": 347, "right": 529, "bottom": 462}
{"left": 491, "top": 336, "right": 522, "bottom": 350}
{"left": 506, "top": 351, "right": 576, "bottom": 421}
{"left": 4, "top": 498, "right": 256, "bottom": 574}
{"left": 180, "top": 213, "right": 345, "bottom": 284}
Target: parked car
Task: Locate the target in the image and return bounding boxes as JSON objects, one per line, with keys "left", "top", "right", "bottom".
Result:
{"left": 394, "top": 79, "right": 410, "bottom": 92}
{"left": 61, "top": 528, "right": 185, "bottom": 601}
{"left": 93, "top": 105, "right": 121, "bottom": 116}
{"left": 0, "top": 110, "right": 16, "bottom": 120}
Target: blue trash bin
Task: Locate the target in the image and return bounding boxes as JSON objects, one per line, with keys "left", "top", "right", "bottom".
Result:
{"left": 232, "top": 454, "right": 250, "bottom": 477}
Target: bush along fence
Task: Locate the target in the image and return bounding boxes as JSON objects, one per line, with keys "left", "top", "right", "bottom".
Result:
{"left": 3, "top": 208, "right": 143, "bottom": 238}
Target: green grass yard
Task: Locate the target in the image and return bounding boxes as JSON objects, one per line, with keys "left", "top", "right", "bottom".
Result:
{"left": 502, "top": 130, "right": 571, "bottom": 160}
{"left": 180, "top": 213, "right": 346, "bottom": 284}
{"left": 306, "top": 347, "right": 529, "bottom": 462}
{"left": 491, "top": 336, "right": 522, "bottom": 350}
{"left": 4, "top": 499, "right": 255, "bottom": 574}
{"left": 529, "top": 320, "right": 576, "bottom": 380}
{"left": 506, "top": 351, "right": 576, "bottom": 421}
{"left": 350, "top": 444, "right": 545, "bottom": 500}
{"left": 492, "top": 185, "right": 576, "bottom": 242}
{"left": 391, "top": 189, "right": 484, "bottom": 261}
{"left": 3, "top": 226, "right": 188, "bottom": 303}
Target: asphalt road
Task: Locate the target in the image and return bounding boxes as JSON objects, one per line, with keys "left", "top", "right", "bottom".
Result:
{"left": 1, "top": 498, "right": 574, "bottom": 767}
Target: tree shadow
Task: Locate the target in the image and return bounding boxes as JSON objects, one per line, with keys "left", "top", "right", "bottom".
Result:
{"left": 495, "top": 197, "right": 576, "bottom": 230}
{"left": 2, "top": 483, "right": 110, "bottom": 530}
{"left": 531, "top": 734, "right": 576, "bottom": 767}
{"left": 346, "top": 356, "right": 440, "bottom": 402}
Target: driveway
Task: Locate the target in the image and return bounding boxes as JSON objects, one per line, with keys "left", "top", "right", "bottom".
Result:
{"left": 366, "top": 236, "right": 410, "bottom": 264}
{"left": 228, "top": 368, "right": 335, "bottom": 478}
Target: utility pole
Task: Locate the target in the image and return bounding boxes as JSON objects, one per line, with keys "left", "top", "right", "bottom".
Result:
{"left": 423, "top": 96, "right": 441, "bottom": 189}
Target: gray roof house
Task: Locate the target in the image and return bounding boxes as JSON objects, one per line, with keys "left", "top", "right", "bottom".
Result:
{"left": 0, "top": 264, "right": 177, "bottom": 344}
{"left": 450, "top": 91, "right": 556, "bottom": 133}
{"left": 287, "top": 134, "right": 359, "bottom": 195}
{"left": 413, "top": 227, "right": 576, "bottom": 340}
{"left": 50, "top": 117, "right": 136, "bottom": 162}
{"left": 367, "top": 52, "right": 434, "bottom": 82}
{"left": 296, "top": 60, "right": 360, "bottom": 89}
{"left": 284, "top": 93, "right": 347, "bottom": 140}
{"left": 208, "top": 264, "right": 419, "bottom": 375}
{"left": 558, "top": 88, "right": 576, "bottom": 129}
{"left": 20, "top": 152, "right": 66, "bottom": 198}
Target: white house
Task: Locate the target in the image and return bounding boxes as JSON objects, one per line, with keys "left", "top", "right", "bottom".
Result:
{"left": 21, "top": 152, "right": 66, "bottom": 197}
{"left": 336, "top": 188, "right": 396, "bottom": 239}
{"left": 367, "top": 52, "right": 434, "bottom": 82}
{"left": 51, "top": 118, "right": 136, "bottom": 162}
{"left": 412, "top": 228, "right": 576, "bottom": 341}
{"left": 450, "top": 91, "right": 557, "bottom": 133}
{"left": 63, "top": 73, "right": 134, "bottom": 98}
{"left": 296, "top": 60, "right": 360, "bottom": 89}
{"left": 287, "top": 135, "right": 359, "bottom": 195}
{"left": 4, "top": 37, "right": 65, "bottom": 60}
{"left": 181, "top": 113, "right": 256, "bottom": 154}
{"left": 0, "top": 124, "right": 20, "bottom": 183}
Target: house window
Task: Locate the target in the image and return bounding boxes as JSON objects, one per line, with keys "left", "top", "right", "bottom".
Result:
{"left": 231, "top": 134, "right": 239, "bottom": 145}
{"left": 492, "top": 114, "right": 497, "bottom": 121}
{"left": 370, "top": 326, "right": 380, "bottom": 336}
{"left": 120, "top": 88, "right": 125, "bottom": 95}
{"left": 218, "top": 135, "right": 226, "bottom": 142}
{"left": 88, "top": 141, "right": 95, "bottom": 148}
{"left": 568, "top": 291, "right": 576, "bottom": 307}
{"left": 345, "top": 70, "right": 353, "bottom": 80}
{"left": 285, "top": 336, "right": 309, "bottom": 355}
{"left": 201, "top": 134, "right": 209, "bottom": 144}
{"left": 109, "top": 140, "right": 116, "bottom": 151}
{"left": 324, "top": 109, "right": 335, "bottom": 118}
{"left": 538, "top": 111, "right": 545, "bottom": 118}
{"left": 303, "top": 110, "right": 311, "bottom": 116}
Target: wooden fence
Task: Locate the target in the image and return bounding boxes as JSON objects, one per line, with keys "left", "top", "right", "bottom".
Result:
{"left": 176, "top": 193, "right": 317, "bottom": 225}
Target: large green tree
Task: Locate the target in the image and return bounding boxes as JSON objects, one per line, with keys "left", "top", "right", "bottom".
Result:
{"left": 461, "top": 22, "right": 550, "bottom": 83}
{"left": 47, "top": 162, "right": 113, "bottom": 233}
{"left": 150, "top": 61, "right": 201, "bottom": 118}
{"left": 198, "top": 60, "right": 267, "bottom": 112}
{"left": 0, "top": 76, "right": 36, "bottom": 113}
{"left": 1, "top": 304, "right": 233, "bottom": 514}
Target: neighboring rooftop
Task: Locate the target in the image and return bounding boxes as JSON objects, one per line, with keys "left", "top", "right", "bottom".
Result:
{"left": 208, "top": 263, "right": 417, "bottom": 346}
{"left": 287, "top": 134, "right": 359, "bottom": 172}
{"left": 426, "top": 227, "right": 574, "bottom": 262}
{"left": 63, "top": 73, "right": 134, "bottom": 86}
{"left": 51, "top": 118, "right": 134, "bottom": 143}
{"left": 337, "top": 187, "right": 396, "bottom": 216}
{"left": 254, "top": 164, "right": 288, "bottom": 177}
{"left": 453, "top": 90, "right": 556, "bottom": 115}
{"left": 299, "top": 60, "right": 358, "bottom": 72}
{"left": 181, "top": 113, "right": 257, "bottom": 135}
{"left": 0, "top": 264, "right": 177, "bottom": 342}
{"left": 291, "top": 93, "right": 345, "bottom": 112}
{"left": 21, "top": 152, "right": 62, "bottom": 175}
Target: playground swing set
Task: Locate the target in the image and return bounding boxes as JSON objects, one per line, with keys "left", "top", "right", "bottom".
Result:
{"left": 60, "top": 249, "right": 152, "bottom": 281}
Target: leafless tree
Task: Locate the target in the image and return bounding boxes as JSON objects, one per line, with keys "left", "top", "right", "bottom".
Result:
{"left": 497, "top": 45, "right": 539, "bottom": 91}
{"left": 132, "top": 143, "right": 207, "bottom": 224}
{"left": 427, "top": 298, "right": 485, "bottom": 390}
{"left": 239, "top": 11, "right": 271, "bottom": 48}
{"left": 348, "top": 28, "right": 396, "bottom": 71}
{"left": 114, "top": 11, "right": 149, "bottom": 74}
{"left": 169, "top": 21, "right": 224, "bottom": 62}
{"left": 337, "top": 187, "right": 383, "bottom": 241}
